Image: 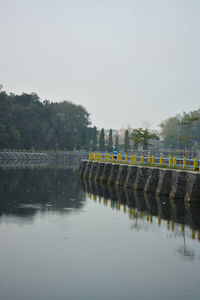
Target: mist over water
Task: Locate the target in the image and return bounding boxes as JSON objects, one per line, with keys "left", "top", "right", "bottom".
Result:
{"left": 0, "top": 165, "right": 200, "bottom": 300}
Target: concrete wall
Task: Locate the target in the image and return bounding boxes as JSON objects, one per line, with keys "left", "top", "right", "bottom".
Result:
{"left": 0, "top": 151, "right": 87, "bottom": 163}
{"left": 0, "top": 152, "right": 52, "bottom": 161}
{"left": 78, "top": 160, "right": 200, "bottom": 206}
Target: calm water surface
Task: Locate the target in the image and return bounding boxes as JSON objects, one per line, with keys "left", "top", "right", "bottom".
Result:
{"left": 0, "top": 166, "right": 200, "bottom": 300}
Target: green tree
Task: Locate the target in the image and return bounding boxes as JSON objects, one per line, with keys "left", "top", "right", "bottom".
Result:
{"left": 124, "top": 130, "right": 130, "bottom": 152}
{"left": 115, "top": 135, "right": 119, "bottom": 151}
{"left": 107, "top": 129, "right": 113, "bottom": 152}
{"left": 130, "top": 128, "right": 159, "bottom": 150}
{"left": 0, "top": 91, "right": 91, "bottom": 150}
{"left": 160, "top": 115, "right": 182, "bottom": 149}
{"left": 179, "top": 116, "right": 200, "bottom": 152}
{"left": 160, "top": 112, "right": 200, "bottom": 151}
{"left": 98, "top": 129, "right": 105, "bottom": 152}
{"left": 91, "top": 126, "right": 98, "bottom": 151}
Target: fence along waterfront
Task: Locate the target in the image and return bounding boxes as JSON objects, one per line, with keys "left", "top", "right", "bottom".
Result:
{"left": 88, "top": 152, "right": 200, "bottom": 171}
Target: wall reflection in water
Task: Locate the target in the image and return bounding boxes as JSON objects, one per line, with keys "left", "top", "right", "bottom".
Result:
{"left": 0, "top": 167, "right": 86, "bottom": 222}
{"left": 80, "top": 178, "right": 200, "bottom": 260}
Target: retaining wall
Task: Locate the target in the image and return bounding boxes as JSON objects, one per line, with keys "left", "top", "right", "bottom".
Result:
{"left": 0, "top": 151, "right": 87, "bottom": 163}
{"left": 0, "top": 152, "right": 52, "bottom": 161}
{"left": 78, "top": 160, "right": 200, "bottom": 205}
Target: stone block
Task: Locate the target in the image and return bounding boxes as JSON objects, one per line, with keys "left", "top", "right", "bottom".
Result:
{"left": 156, "top": 169, "right": 173, "bottom": 196}
{"left": 170, "top": 170, "right": 187, "bottom": 200}
{"left": 115, "top": 165, "right": 128, "bottom": 186}
{"left": 124, "top": 165, "right": 138, "bottom": 188}
{"left": 100, "top": 163, "right": 112, "bottom": 183}
{"left": 144, "top": 168, "right": 159, "bottom": 194}
{"left": 89, "top": 162, "right": 99, "bottom": 181}
{"left": 134, "top": 166, "right": 149, "bottom": 191}
{"left": 95, "top": 162, "right": 105, "bottom": 182}
{"left": 108, "top": 164, "right": 120, "bottom": 185}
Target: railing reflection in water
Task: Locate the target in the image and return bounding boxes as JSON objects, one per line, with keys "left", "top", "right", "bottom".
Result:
{"left": 79, "top": 178, "right": 200, "bottom": 243}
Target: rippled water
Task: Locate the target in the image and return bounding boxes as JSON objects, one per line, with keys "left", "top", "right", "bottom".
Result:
{"left": 0, "top": 166, "right": 200, "bottom": 300}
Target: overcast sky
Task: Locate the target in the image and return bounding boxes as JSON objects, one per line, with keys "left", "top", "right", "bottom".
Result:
{"left": 0, "top": 0, "right": 200, "bottom": 130}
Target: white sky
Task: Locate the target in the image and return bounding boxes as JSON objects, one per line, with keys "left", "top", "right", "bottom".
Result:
{"left": 0, "top": 0, "right": 200, "bottom": 130}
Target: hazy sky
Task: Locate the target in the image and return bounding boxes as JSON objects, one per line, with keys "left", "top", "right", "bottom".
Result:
{"left": 1, "top": 0, "right": 200, "bottom": 130}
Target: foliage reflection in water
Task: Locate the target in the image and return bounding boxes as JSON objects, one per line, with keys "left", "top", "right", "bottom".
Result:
{"left": 0, "top": 167, "right": 85, "bottom": 221}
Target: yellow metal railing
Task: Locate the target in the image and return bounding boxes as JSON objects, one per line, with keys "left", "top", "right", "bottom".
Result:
{"left": 88, "top": 152, "right": 200, "bottom": 171}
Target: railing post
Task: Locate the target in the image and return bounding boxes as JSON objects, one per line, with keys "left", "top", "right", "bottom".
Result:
{"left": 151, "top": 156, "right": 155, "bottom": 165}
{"left": 168, "top": 156, "right": 172, "bottom": 168}
{"left": 105, "top": 153, "right": 107, "bottom": 162}
{"left": 140, "top": 155, "right": 144, "bottom": 164}
{"left": 134, "top": 154, "right": 137, "bottom": 164}
{"left": 124, "top": 154, "right": 128, "bottom": 164}
{"left": 194, "top": 157, "right": 198, "bottom": 170}
{"left": 183, "top": 157, "right": 186, "bottom": 169}
{"left": 131, "top": 155, "right": 134, "bottom": 165}
{"left": 148, "top": 155, "right": 151, "bottom": 164}
{"left": 172, "top": 157, "right": 176, "bottom": 168}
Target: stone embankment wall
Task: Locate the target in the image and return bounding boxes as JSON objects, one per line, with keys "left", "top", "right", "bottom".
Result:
{"left": 78, "top": 160, "right": 200, "bottom": 205}
{"left": 49, "top": 151, "right": 87, "bottom": 164}
{"left": 0, "top": 151, "right": 88, "bottom": 163}
{"left": 0, "top": 152, "right": 52, "bottom": 161}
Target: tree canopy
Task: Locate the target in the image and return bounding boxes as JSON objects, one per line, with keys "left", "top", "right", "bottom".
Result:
{"left": 160, "top": 111, "right": 200, "bottom": 151}
{"left": 98, "top": 129, "right": 105, "bottom": 152}
{"left": 124, "top": 130, "right": 130, "bottom": 152}
{"left": 107, "top": 129, "right": 113, "bottom": 152}
{"left": 130, "top": 128, "right": 159, "bottom": 150}
{"left": 0, "top": 91, "right": 93, "bottom": 150}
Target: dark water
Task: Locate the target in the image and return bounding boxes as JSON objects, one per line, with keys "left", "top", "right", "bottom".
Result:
{"left": 0, "top": 166, "right": 200, "bottom": 300}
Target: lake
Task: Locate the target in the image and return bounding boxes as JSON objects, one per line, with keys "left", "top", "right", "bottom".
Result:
{"left": 0, "top": 166, "right": 200, "bottom": 300}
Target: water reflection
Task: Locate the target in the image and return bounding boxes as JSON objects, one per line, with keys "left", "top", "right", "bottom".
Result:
{"left": 80, "top": 178, "right": 200, "bottom": 260}
{"left": 0, "top": 167, "right": 86, "bottom": 222}
{"left": 1, "top": 166, "right": 200, "bottom": 300}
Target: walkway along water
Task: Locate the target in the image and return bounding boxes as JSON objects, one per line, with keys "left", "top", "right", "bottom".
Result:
{"left": 78, "top": 160, "right": 200, "bottom": 207}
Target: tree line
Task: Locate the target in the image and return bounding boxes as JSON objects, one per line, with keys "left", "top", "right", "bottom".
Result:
{"left": 0, "top": 91, "right": 131, "bottom": 151}
{"left": 1, "top": 89, "right": 200, "bottom": 152}
{"left": 0, "top": 91, "right": 92, "bottom": 150}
